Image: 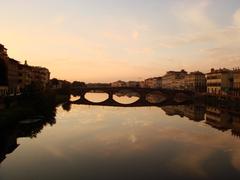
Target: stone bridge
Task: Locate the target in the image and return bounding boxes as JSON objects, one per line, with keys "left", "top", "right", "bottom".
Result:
{"left": 70, "top": 87, "right": 194, "bottom": 107}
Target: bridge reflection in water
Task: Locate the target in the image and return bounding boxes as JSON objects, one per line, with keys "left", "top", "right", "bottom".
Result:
{"left": 1, "top": 90, "right": 240, "bottom": 167}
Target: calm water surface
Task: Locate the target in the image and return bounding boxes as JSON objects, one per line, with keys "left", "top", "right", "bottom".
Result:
{"left": 1, "top": 93, "right": 240, "bottom": 180}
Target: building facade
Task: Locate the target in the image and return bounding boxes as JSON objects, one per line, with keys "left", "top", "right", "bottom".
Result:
{"left": 31, "top": 66, "right": 50, "bottom": 89}
{"left": 184, "top": 71, "right": 206, "bottom": 92}
{"left": 0, "top": 44, "right": 50, "bottom": 96}
{"left": 1, "top": 45, "right": 20, "bottom": 94}
{"left": 18, "top": 62, "right": 50, "bottom": 90}
{"left": 0, "top": 44, "right": 8, "bottom": 86}
{"left": 7, "top": 58, "right": 21, "bottom": 94}
{"left": 126, "top": 81, "right": 140, "bottom": 87}
{"left": 144, "top": 77, "right": 162, "bottom": 89}
{"left": 162, "top": 70, "right": 187, "bottom": 90}
{"left": 18, "top": 63, "right": 33, "bottom": 90}
{"left": 233, "top": 70, "right": 240, "bottom": 96}
{"left": 111, "top": 80, "right": 127, "bottom": 87}
{"left": 0, "top": 86, "right": 8, "bottom": 97}
{"left": 206, "top": 68, "right": 233, "bottom": 95}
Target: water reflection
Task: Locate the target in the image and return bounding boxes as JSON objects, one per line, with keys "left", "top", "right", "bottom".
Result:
{"left": 85, "top": 92, "right": 109, "bottom": 103}
{"left": 113, "top": 91, "right": 139, "bottom": 104}
{"left": 1, "top": 92, "right": 240, "bottom": 179}
{"left": 145, "top": 92, "right": 166, "bottom": 103}
{"left": 162, "top": 104, "right": 206, "bottom": 122}
{"left": 0, "top": 111, "right": 56, "bottom": 164}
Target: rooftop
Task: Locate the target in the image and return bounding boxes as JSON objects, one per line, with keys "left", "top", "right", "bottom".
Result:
{"left": 0, "top": 44, "right": 7, "bottom": 51}
{"left": 207, "top": 68, "right": 232, "bottom": 74}
{"left": 166, "top": 69, "right": 187, "bottom": 75}
{"left": 189, "top": 71, "right": 205, "bottom": 75}
{"left": 145, "top": 77, "right": 162, "bottom": 81}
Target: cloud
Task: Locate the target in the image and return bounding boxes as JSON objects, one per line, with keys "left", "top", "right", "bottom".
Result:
{"left": 172, "top": 0, "right": 216, "bottom": 32}
{"left": 132, "top": 31, "right": 140, "bottom": 40}
{"left": 103, "top": 31, "right": 128, "bottom": 42}
{"left": 234, "top": 9, "right": 240, "bottom": 27}
{"left": 53, "top": 15, "right": 66, "bottom": 26}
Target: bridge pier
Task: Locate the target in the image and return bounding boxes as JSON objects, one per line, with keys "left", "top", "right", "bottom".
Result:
{"left": 108, "top": 91, "right": 114, "bottom": 99}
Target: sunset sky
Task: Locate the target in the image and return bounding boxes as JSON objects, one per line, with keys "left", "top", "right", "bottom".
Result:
{"left": 1, "top": 0, "right": 240, "bottom": 82}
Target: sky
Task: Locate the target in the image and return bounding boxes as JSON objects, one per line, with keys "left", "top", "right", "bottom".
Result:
{"left": 1, "top": 0, "right": 240, "bottom": 82}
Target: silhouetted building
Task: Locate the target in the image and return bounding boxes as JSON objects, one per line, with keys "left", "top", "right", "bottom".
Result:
{"left": 18, "top": 62, "right": 50, "bottom": 90}
{"left": 0, "top": 45, "right": 19, "bottom": 94}
{"left": 87, "top": 83, "right": 111, "bottom": 88}
{"left": 18, "top": 62, "right": 32, "bottom": 90}
{"left": 8, "top": 58, "right": 21, "bottom": 93}
{"left": 0, "top": 44, "right": 8, "bottom": 58}
{"left": 31, "top": 66, "right": 50, "bottom": 89}
{"left": 71, "top": 81, "right": 86, "bottom": 89}
{"left": 0, "top": 45, "right": 8, "bottom": 86}
{"left": 0, "top": 44, "right": 50, "bottom": 95}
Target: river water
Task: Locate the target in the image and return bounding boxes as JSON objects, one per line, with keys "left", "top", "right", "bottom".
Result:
{"left": 1, "top": 93, "right": 240, "bottom": 180}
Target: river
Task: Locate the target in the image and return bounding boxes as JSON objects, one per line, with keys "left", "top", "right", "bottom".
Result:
{"left": 0, "top": 93, "right": 240, "bottom": 180}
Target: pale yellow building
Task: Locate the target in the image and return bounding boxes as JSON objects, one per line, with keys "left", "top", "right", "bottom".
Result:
{"left": 206, "top": 68, "right": 233, "bottom": 95}
{"left": 162, "top": 70, "right": 187, "bottom": 90}
{"left": 144, "top": 77, "right": 162, "bottom": 89}
{"left": 233, "top": 70, "right": 240, "bottom": 96}
{"left": 184, "top": 71, "right": 206, "bottom": 92}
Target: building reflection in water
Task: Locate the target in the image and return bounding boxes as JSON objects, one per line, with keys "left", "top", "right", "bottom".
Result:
{"left": 205, "top": 106, "right": 240, "bottom": 137}
{"left": 205, "top": 106, "right": 232, "bottom": 132}
{"left": 161, "top": 103, "right": 240, "bottom": 137}
{"left": 0, "top": 106, "right": 56, "bottom": 164}
{"left": 1, "top": 91, "right": 240, "bottom": 166}
{"left": 161, "top": 104, "right": 206, "bottom": 122}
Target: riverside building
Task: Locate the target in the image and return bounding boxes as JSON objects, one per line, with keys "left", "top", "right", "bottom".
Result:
{"left": 0, "top": 44, "right": 50, "bottom": 96}
{"left": 184, "top": 71, "right": 206, "bottom": 92}
{"left": 206, "top": 68, "right": 233, "bottom": 95}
